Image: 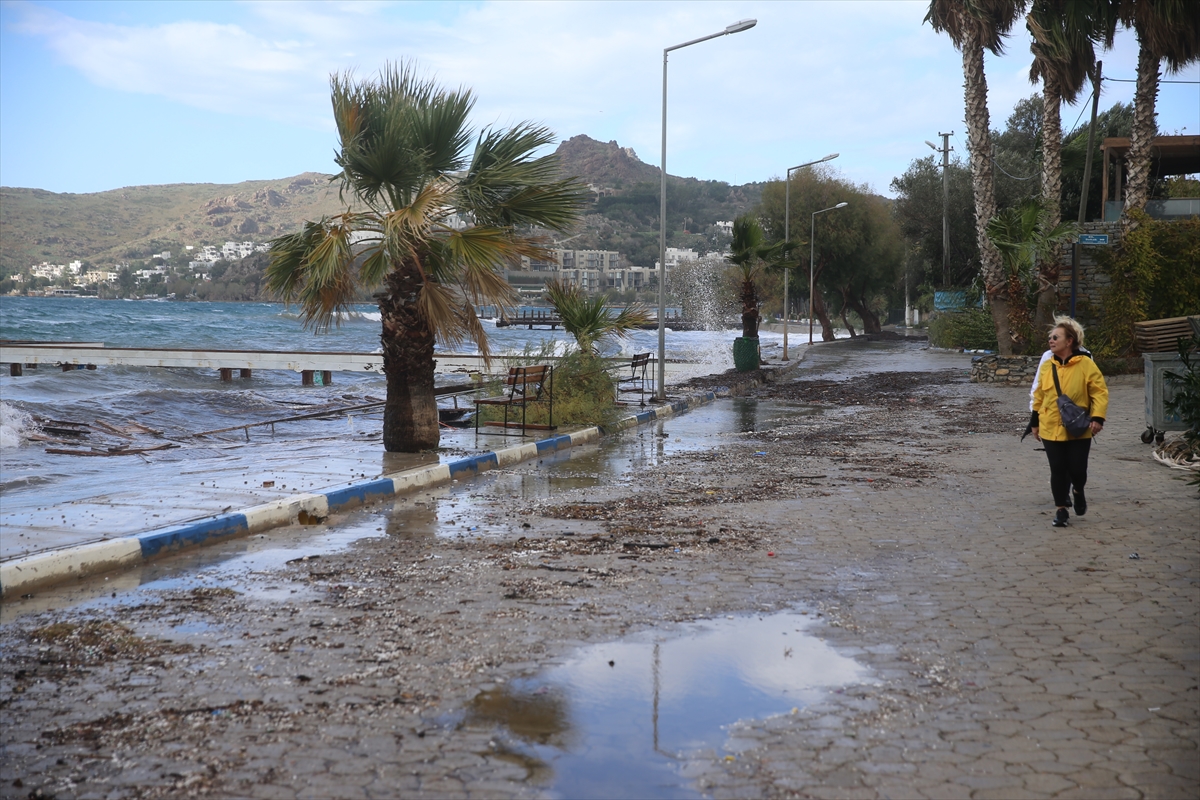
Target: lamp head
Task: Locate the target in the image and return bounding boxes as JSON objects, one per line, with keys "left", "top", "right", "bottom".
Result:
{"left": 726, "top": 19, "right": 757, "bottom": 34}
{"left": 925, "top": 140, "right": 938, "bottom": 151}
{"left": 821, "top": 153, "right": 839, "bottom": 162}
{"left": 835, "top": 202, "right": 849, "bottom": 209}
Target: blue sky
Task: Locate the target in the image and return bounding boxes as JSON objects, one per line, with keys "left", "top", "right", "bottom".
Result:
{"left": 1, "top": 0, "right": 1196, "bottom": 197}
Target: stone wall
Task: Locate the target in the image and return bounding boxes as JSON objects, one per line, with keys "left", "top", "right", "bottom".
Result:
{"left": 1057, "top": 221, "right": 1122, "bottom": 329}
{"left": 970, "top": 355, "right": 1042, "bottom": 385}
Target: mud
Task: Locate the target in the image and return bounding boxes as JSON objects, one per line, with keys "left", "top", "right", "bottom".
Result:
{"left": 2, "top": 339, "right": 1196, "bottom": 799}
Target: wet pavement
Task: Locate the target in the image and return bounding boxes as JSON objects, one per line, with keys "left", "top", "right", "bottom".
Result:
{"left": 1, "top": 338, "right": 1197, "bottom": 799}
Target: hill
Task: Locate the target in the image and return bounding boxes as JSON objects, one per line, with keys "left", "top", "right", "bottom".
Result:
{"left": 0, "top": 173, "right": 343, "bottom": 273}
{"left": 1, "top": 136, "right": 763, "bottom": 276}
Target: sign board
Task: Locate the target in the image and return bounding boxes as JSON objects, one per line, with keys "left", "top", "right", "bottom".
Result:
{"left": 1078, "top": 233, "right": 1110, "bottom": 245}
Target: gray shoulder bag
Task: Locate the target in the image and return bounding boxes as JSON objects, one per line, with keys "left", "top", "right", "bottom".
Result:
{"left": 1052, "top": 362, "right": 1092, "bottom": 437}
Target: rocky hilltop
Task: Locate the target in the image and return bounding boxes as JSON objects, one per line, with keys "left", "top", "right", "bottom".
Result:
{"left": 555, "top": 135, "right": 660, "bottom": 187}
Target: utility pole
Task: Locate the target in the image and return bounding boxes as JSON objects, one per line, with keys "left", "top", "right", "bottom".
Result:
{"left": 1072, "top": 61, "right": 1102, "bottom": 318}
{"left": 926, "top": 133, "right": 953, "bottom": 288}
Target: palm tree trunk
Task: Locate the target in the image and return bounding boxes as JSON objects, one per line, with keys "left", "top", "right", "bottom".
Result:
{"left": 1034, "top": 74, "right": 1064, "bottom": 333}
{"left": 961, "top": 24, "right": 1012, "bottom": 355}
{"left": 379, "top": 266, "right": 439, "bottom": 452}
{"left": 741, "top": 278, "right": 759, "bottom": 339}
{"left": 1123, "top": 38, "right": 1160, "bottom": 219}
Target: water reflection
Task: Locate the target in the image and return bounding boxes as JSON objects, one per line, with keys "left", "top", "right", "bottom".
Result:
{"left": 460, "top": 611, "right": 871, "bottom": 799}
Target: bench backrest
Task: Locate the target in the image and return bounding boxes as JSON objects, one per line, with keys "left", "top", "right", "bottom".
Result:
{"left": 504, "top": 365, "right": 550, "bottom": 401}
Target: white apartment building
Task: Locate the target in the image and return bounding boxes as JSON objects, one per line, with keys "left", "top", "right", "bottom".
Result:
{"left": 654, "top": 247, "right": 699, "bottom": 272}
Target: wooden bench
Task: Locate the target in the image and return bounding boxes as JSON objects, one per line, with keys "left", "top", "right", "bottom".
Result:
{"left": 474, "top": 365, "right": 554, "bottom": 435}
{"left": 1134, "top": 316, "right": 1198, "bottom": 354}
{"left": 616, "top": 353, "right": 653, "bottom": 407}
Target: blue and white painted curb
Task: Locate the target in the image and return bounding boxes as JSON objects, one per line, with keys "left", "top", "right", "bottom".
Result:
{"left": 0, "top": 390, "right": 720, "bottom": 599}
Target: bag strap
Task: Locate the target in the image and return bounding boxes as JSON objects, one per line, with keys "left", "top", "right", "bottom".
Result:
{"left": 1051, "top": 362, "right": 1064, "bottom": 396}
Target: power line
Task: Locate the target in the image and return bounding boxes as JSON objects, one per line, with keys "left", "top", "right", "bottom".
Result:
{"left": 1103, "top": 77, "right": 1200, "bottom": 84}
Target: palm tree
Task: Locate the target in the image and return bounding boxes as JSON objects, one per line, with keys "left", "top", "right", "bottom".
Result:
{"left": 267, "top": 64, "right": 585, "bottom": 452}
{"left": 926, "top": 0, "right": 1027, "bottom": 355}
{"left": 728, "top": 215, "right": 792, "bottom": 341}
{"left": 1119, "top": 0, "right": 1200, "bottom": 219}
{"left": 543, "top": 279, "right": 651, "bottom": 355}
{"left": 1027, "top": 0, "right": 1110, "bottom": 330}
{"left": 986, "top": 198, "right": 1078, "bottom": 350}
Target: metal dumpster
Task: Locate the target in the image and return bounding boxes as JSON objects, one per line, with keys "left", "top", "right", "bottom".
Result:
{"left": 1142, "top": 352, "right": 1189, "bottom": 443}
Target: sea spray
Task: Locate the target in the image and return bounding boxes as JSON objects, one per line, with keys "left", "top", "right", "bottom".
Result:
{"left": 0, "top": 402, "right": 34, "bottom": 449}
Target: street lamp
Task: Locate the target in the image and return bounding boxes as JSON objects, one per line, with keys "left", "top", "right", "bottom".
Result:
{"left": 809, "top": 202, "right": 848, "bottom": 345}
{"left": 656, "top": 18, "right": 757, "bottom": 400}
{"left": 783, "top": 153, "right": 838, "bottom": 360}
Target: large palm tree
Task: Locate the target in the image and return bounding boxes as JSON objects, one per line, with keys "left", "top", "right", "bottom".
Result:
{"left": 1027, "top": 0, "right": 1110, "bottom": 330}
{"left": 926, "top": 0, "right": 1027, "bottom": 355}
{"left": 267, "top": 64, "right": 585, "bottom": 452}
{"left": 1119, "top": 0, "right": 1200, "bottom": 218}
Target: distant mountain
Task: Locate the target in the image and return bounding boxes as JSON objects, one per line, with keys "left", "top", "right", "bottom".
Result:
{"left": 1, "top": 136, "right": 762, "bottom": 275}
{"left": 0, "top": 174, "right": 343, "bottom": 273}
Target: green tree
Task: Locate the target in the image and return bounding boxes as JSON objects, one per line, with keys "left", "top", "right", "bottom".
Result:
{"left": 890, "top": 155, "right": 980, "bottom": 289}
{"left": 267, "top": 64, "right": 585, "bottom": 452}
{"left": 926, "top": 0, "right": 1028, "bottom": 355}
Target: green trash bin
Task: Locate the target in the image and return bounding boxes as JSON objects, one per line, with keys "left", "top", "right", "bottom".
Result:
{"left": 733, "top": 337, "right": 760, "bottom": 372}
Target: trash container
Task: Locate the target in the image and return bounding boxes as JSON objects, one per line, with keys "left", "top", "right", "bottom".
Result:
{"left": 1142, "top": 352, "right": 1188, "bottom": 443}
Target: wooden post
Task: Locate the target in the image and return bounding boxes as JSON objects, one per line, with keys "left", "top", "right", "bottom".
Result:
{"left": 86, "top": 364, "right": 96, "bottom": 370}
{"left": 9, "top": 363, "right": 22, "bottom": 376}
{"left": 240, "top": 368, "right": 252, "bottom": 379}
{"left": 62, "top": 364, "right": 74, "bottom": 372}
{"left": 320, "top": 370, "right": 332, "bottom": 386}
{"left": 219, "top": 368, "right": 233, "bottom": 382}
{"left": 302, "top": 370, "right": 314, "bottom": 386}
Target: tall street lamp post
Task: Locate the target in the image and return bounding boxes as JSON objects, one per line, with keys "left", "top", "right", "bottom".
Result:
{"left": 809, "top": 202, "right": 848, "bottom": 345}
{"left": 656, "top": 18, "right": 756, "bottom": 400}
{"left": 783, "top": 153, "right": 838, "bottom": 360}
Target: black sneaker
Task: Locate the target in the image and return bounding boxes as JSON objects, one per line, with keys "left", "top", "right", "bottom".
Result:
{"left": 1073, "top": 488, "right": 1087, "bottom": 517}
{"left": 1052, "top": 508, "right": 1070, "bottom": 528}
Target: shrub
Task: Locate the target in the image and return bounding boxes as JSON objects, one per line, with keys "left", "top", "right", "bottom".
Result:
{"left": 928, "top": 309, "right": 999, "bottom": 350}
{"left": 476, "top": 344, "right": 620, "bottom": 429}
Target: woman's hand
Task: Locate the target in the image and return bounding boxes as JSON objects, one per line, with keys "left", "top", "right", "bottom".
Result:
{"left": 1089, "top": 420, "right": 1103, "bottom": 436}
{"left": 1031, "top": 426, "right": 1040, "bottom": 442}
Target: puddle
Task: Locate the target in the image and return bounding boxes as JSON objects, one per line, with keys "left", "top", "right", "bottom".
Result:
{"left": 459, "top": 611, "right": 871, "bottom": 798}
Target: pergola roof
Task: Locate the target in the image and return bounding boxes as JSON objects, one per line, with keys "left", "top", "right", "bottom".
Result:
{"left": 1101, "top": 135, "right": 1200, "bottom": 176}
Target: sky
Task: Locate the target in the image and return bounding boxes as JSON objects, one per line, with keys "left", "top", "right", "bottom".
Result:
{"left": 1, "top": 0, "right": 1197, "bottom": 197}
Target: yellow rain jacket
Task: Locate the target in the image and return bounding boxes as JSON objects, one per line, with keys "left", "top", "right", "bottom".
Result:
{"left": 1031, "top": 352, "right": 1109, "bottom": 441}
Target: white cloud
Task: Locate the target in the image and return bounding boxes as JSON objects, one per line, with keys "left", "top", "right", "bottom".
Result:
{"left": 6, "top": 0, "right": 1197, "bottom": 194}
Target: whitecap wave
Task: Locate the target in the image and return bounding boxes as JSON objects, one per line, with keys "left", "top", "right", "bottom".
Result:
{"left": 0, "top": 402, "right": 35, "bottom": 449}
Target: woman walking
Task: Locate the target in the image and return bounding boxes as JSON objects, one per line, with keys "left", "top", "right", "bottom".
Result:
{"left": 1031, "top": 317, "right": 1109, "bottom": 528}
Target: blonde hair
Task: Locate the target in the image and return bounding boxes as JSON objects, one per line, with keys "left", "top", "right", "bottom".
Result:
{"left": 1051, "top": 315, "right": 1085, "bottom": 349}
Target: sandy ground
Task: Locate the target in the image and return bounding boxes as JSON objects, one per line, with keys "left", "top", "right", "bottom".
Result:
{"left": 1, "top": 339, "right": 1196, "bottom": 799}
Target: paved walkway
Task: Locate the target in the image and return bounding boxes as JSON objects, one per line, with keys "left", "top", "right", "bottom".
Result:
{"left": 1, "top": 341, "right": 1195, "bottom": 799}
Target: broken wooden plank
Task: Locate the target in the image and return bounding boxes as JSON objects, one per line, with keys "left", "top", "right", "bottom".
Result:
{"left": 45, "top": 443, "right": 177, "bottom": 456}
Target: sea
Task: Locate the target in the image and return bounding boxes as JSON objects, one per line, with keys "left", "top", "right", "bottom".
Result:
{"left": 0, "top": 296, "right": 792, "bottom": 557}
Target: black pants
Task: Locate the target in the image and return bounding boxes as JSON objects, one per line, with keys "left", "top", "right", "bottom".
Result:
{"left": 1043, "top": 438, "right": 1091, "bottom": 507}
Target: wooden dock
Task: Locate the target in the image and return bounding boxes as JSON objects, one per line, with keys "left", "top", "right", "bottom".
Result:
{"left": 495, "top": 311, "right": 709, "bottom": 331}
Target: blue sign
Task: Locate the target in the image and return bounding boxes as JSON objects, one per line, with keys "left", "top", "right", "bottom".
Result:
{"left": 1078, "top": 233, "right": 1110, "bottom": 245}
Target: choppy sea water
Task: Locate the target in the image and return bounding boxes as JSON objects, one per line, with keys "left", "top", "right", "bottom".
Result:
{"left": 0, "top": 297, "right": 784, "bottom": 555}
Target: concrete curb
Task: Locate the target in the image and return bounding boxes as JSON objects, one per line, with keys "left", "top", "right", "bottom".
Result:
{"left": 1, "top": 386, "right": 737, "bottom": 599}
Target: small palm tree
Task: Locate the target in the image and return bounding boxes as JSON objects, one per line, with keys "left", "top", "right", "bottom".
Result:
{"left": 544, "top": 279, "right": 651, "bottom": 355}
{"left": 986, "top": 198, "right": 1078, "bottom": 351}
{"left": 728, "top": 215, "right": 793, "bottom": 340}
{"left": 267, "top": 64, "right": 585, "bottom": 452}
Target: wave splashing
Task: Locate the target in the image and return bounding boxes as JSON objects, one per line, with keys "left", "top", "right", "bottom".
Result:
{"left": 0, "top": 402, "right": 35, "bottom": 449}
